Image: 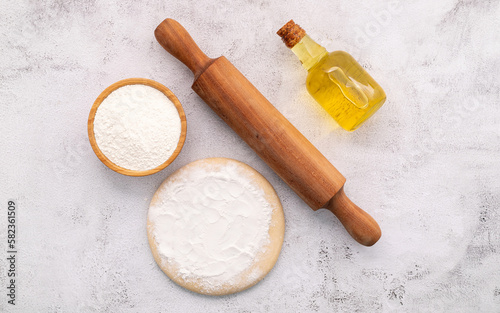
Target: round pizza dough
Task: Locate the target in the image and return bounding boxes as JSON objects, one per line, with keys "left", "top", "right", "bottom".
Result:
{"left": 147, "top": 158, "right": 285, "bottom": 295}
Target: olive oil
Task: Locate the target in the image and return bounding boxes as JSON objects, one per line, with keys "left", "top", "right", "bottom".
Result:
{"left": 278, "top": 20, "right": 386, "bottom": 131}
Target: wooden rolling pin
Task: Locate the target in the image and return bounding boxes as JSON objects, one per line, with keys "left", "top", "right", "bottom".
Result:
{"left": 155, "top": 19, "right": 381, "bottom": 246}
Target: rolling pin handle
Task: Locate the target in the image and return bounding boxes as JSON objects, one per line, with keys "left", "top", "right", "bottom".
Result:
{"left": 155, "top": 18, "right": 214, "bottom": 78}
{"left": 325, "top": 187, "right": 381, "bottom": 246}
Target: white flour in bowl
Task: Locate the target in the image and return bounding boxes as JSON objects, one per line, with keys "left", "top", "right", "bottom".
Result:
{"left": 93, "top": 84, "right": 181, "bottom": 171}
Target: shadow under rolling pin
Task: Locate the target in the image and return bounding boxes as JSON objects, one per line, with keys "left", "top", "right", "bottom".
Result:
{"left": 154, "top": 18, "right": 381, "bottom": 246}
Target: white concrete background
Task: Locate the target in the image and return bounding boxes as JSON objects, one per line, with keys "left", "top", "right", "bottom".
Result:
{"left": 1, "top": 0, "right": 499, "bottom": 312}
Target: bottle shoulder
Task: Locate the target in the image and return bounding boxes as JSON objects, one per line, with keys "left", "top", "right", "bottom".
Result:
{"left": 305, "top": 50, "right": 343, "bottom": 71}
{"left": 307, "top": 50, "right": 364, "bottom": 77}
{"left": 317, "top": 50, "right": 355, "bottom": 67}
{"left": 329, "top": 50, "right": 354, "bottom": 58}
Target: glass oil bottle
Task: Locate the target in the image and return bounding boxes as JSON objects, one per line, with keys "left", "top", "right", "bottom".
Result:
{"left": 277, "top": 20, "right": 386, "bottom": 131}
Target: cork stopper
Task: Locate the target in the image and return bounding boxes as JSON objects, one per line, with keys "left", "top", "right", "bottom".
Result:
{"left": 277, "top": 20, "right": 306, "bottom": 48}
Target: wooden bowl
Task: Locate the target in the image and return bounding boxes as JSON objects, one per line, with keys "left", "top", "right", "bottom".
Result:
{"left": 88, "top": 78, "right": 187, "bottom": 176}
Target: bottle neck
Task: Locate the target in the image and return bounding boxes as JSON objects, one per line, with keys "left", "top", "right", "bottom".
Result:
{"left": 291, "top": 35, "right": 328, "bottom": 71}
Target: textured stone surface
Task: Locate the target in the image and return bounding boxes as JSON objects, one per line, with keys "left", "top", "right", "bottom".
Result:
{"left": 1, "top": 0, "right": 499, "bottom": 312}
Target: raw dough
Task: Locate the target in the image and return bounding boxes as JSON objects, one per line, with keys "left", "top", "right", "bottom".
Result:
{"left": 147, "top": 158, "right": 285, "bottom": 295}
